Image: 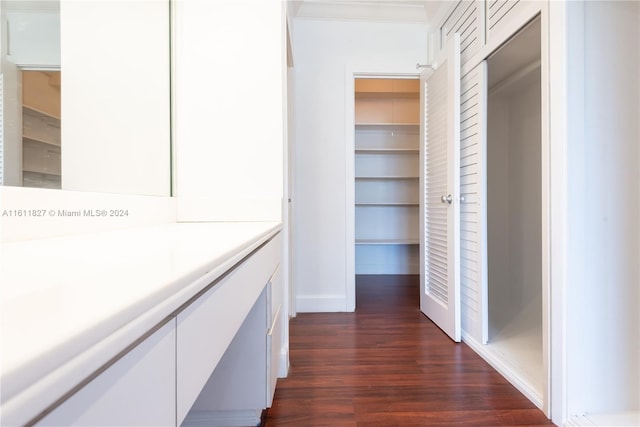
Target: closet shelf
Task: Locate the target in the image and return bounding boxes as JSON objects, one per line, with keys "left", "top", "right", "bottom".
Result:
{"left": 22, "top": 105, "right": 61, "bottom": 121}
{"left": 355, "top": 202, "right": 418, "bottom": 207}
{"left": 23, "top": 135, "right": 61, "bottom": 147}
{"left": 356, "top": 239, "right": 419, "bottom": 245}
{"left": 355, "top": 176, "right": 418, "bottom": 181}
{"left": 22, "top": 167, "right": 61, "bottom": 177}
{"left": 355, "top": 91, "right": 419, "bottom": 99}
{"left": 355, "top": 123, "right": 419, "bottom": 129}
{"left": 355, "top": 148, "right": 418, "bottom": 154}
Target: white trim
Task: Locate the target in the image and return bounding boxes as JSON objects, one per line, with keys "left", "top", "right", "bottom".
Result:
{"left": 462, "top": 332, "right": 543, "bottom": 409}
{"left": 565, "top": 415, "right": 596, "bottom": 427}
{"left": 539, "top": 1, "right": 552, "bottom": 418}
{"left": 549, "top": 0, "right": 572, "bottom": 424}
{"left": 278, "top": 345, "right": 289, "bottom": 378}
{"left": 472, "top": 60, "right": 489, "bottom": 345}
{"left": 181, "top": 410, "right": 262, "bottom": 427}
{"left": 345, "top": 69, "right": 356, "bottom": 312}
{"left": 296, "top": 295, "right": 348, "bottom": 313}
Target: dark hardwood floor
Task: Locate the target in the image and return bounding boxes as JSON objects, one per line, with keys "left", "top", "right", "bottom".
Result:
{"left": 264, "top": 275, "right": 555, "bottom": 427}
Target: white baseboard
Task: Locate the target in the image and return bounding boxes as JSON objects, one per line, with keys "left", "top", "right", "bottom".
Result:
{"left": 567, "top": 411, "right": 640, "bottom": 427}
{"left": 462, "top": 332, "right": 544, "bottom": 409}
{"left": 565, "top": 415, "right": 596, "bottom": 426}
{"left": 295, "top": 294, "right": 349, "bottom": 312}
{"left": 181, "top": 409, "right": 262, "bottom": 427}
{"left": 278, "top": 345, "right": 289, "bottom": 378}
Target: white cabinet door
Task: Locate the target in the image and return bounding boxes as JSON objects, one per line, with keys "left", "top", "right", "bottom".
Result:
{"left": 419, "top": 34, "right": 461, "bottom": 342}
{"left": 37, "top": 321, "right": 176, "bottom": 427}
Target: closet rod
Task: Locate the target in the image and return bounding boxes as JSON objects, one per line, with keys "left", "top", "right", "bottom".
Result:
{"left": 416, "top": 63, "right": 435, "bottom": 70}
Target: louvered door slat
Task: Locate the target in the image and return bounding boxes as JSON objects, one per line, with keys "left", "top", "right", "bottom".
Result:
{"left": 441, "top": 1, "right": 483, "bottom": 65}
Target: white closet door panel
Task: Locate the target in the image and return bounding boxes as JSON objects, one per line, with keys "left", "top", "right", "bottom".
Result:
{"left": 460, "top": 192, "right": 478, "bottom": 205}
{"left": 461, "top": 151, "right": 479, "bottom": 168}
{"left": 461, "top": 144, "right": 478, "bottom": 160}
{"left": 459, "top": 62, "right": 487, "bottom": 344}
{"left": 441, "top": 1, "right": 484, "bottom": 65}
{"left": 420, "top": 34, "right": 461, "bottom": 342}
{"left": 461, "top": 213, "right": 479, "bottom": 226}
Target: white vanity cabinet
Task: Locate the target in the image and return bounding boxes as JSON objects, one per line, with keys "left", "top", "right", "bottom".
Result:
{"left": 177, "top": 233, "right": 283, "bottom": 426}
{"left": 0, "top": 225, "right": 284, "bottom": 427}
{"left": 36, "top": 321, "right": 177, "bottom": 427}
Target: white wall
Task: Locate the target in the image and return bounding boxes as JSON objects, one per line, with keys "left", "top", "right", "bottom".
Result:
{"left": 291, "top": 19, "right": 427, "bottom": 312}
{"left": 0, "top": 186, "right": 176, "bottom": 242}
{"left": 174, "top": 0, "right": 284, "bottom": 222}
{"left": 566, "top": 0, "right": 639, "bottom": 417}
{"left": 487, "top": 92, "right": 511, "bottom": 328}
{"left": 510, "top": 74, "right": 541, "bottom": 308}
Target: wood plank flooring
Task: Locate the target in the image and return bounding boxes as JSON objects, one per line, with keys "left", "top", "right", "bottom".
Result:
{"left": 264, "top": 275, "right": 555, "bottom": 427}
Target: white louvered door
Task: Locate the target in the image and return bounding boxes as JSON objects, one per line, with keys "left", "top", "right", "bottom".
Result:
{"left": 419, "top": 34, "right": 461, "bottom": 342}
{"left": 440, "top": 0, "right": 484, "bottom": 66}
{"left": 460, "top": 62, "right": 488, "bottom": 344}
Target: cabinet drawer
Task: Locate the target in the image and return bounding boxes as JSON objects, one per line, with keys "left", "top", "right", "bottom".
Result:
{"left": 37, "top": 321, "right": 176, "bottom": 427}
{"left": 176, "top": 234, "right": 281, "bottom": 424}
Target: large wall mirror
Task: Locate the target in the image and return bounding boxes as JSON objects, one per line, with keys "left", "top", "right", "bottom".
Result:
{"left": 0, "top": 0, "right": 170, "bottom": 197}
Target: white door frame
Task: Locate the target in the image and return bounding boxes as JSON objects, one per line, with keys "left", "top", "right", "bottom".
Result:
{"left": 344, "top": 64, "right": 420, "bottom": 311}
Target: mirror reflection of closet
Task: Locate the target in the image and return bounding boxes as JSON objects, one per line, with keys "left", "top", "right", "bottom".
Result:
{"left": 21, "top": 70, "right": 61, "bottom": 189}
{"left": 0, "top": 0, "right": 171, "bottom": 196}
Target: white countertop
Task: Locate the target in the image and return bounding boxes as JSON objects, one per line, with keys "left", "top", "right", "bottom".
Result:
{"left": 0, "top": 221, "right": 281, "bottom": 425}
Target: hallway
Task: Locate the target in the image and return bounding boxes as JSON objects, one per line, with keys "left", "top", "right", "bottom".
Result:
{"left": 264, "top": 275, "right": 554, "bottom": 426}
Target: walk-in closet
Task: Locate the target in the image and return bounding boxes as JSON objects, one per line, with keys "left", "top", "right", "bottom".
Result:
{"left": 353, "top": 78, "right": 419, "bottom": 278}
{"left": 485, "top": 16, "right": 543, "bottom": 398}
{"left": 21, "top": 70, "right": 61, "bottom": 189}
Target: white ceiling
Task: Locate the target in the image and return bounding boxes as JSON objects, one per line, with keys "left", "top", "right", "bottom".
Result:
{"left": 289, "top": 0, "right": 449, "bottom": 26}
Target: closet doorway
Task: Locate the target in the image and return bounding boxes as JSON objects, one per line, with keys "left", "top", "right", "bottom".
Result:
{"left": 352, "top": 77, "right": 420, "bottom": 306}
{"left": 484, "top": 16, "right": 544, "bottom": 401}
